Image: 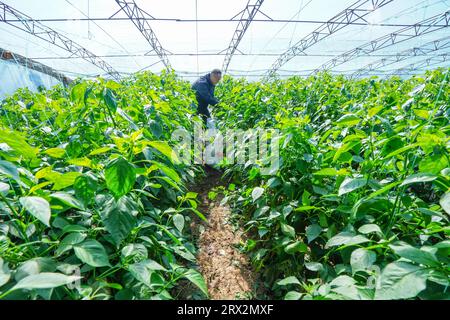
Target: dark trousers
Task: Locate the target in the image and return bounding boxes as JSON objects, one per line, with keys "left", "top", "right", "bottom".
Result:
{"left": 197, "top": 111, "right": 208, "bottom": 127}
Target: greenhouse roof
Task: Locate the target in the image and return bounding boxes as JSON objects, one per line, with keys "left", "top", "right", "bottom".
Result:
{"left": 0, "top": 0, "right": 449, "bottom": 81}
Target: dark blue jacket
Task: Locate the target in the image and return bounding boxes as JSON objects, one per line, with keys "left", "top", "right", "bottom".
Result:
{"left": 191, "top": 73, "right": 219, "bottom": 118}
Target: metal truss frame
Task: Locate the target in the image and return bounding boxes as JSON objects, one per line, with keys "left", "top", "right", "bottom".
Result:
{"left": 114, "top": 0, "right": 171, "bottom": 69}
{"left": 265, "top": 0, "right": 393, "bottom": 77}
{"left": 352, "top": 36, "right": 450, "bottom": 78}
{"left": 388, "top": 53, "right": 450, "bottom": 76}
{"left": 0, "top": 1, "right": 448, "bottom": 80}
{"left": 0, "top": 1, "right": 121, "bottom": 80}
{"left": 222, "top": 0, "right": 265, "bottom": 73}
{"left": 314, "top": 10, "right": 450, "bottom": 74}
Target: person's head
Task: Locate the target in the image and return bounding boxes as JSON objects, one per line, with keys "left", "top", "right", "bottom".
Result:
{"left": 209, "top": 69, "right": 222, "bottom": 85}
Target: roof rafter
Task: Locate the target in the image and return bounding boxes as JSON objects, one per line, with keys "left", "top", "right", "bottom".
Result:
{"left": 114, "top": 0, "right": 171, "bottom": 69}
{"left": 352, "top": 36, "right": 450, "bottom": 78}
{"left": 265, "top": 0, "right": 394, "bottom": 77}
{"left": 314, "top": 10, "right": 450, "bottom": 74}
{"left": 388, "top": 53, "right": 450, "bottom": 77}
{"left": 0, "top": 1, "right": 121, "bottom": 80}
{"left": 222, "top": 0, "right": 265, "bottom": 73}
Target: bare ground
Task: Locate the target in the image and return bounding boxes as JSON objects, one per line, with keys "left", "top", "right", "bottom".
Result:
{"left": 189, "top": 166, "right": 259, "bottom": 300}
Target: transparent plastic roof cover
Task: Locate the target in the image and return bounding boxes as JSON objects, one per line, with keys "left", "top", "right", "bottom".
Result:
{"left": 0, "top": 0, "right": 449, "bottom": 82}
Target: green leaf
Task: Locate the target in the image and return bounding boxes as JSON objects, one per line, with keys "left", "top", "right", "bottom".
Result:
{"left": 62, "top": 224, "right": 87, "bottom": 234}
{"left": 73, "top": 175, "right": 97, "bottom": 206}
{"left": 56, "top": 233, "right": 86, "bottom": 256}
{"left": 276, "top": 276, "right": 300, "bottom": 286}
{"left": 0, "top": 181, "right": 10, "bottom": 196}
{"left": 281, "top": 223, "right": 295, "bottom": 238}
{"left": 14, "top": 258, "right": 56, "bottom": 281}
{"left": 121, "top": 244, "right": 148, "bottom": 262}
{"left": 88, "top": 146, "right": 112, "bottom": 156}
{"left": 284, "top": 291, "right": 302, "bottom": 300}
{"left": 128, "top": 259, "right": 167, "bottom": 286}
{"left": 419, "top": 154, "right": 449, "bottom": 174}
{"left": 52, "top": 172, "right": 82, "bottom": 190}
{"left": 149, "top": 120, "right": 163, "bottom": 139}
{"left": 305, "top": 224, "right": 322, "bottom": 243}
{"left": 103, "top": 88, "right": 117, "bottom": 113}
{"left": 185, "top": 192, "right": 197, "bottom": 199}
{"left": 0, "top": 258, "right": 11, "bottom": 287}
{"left": 358, "top": 224, "right": 383, "bottom": 236}
{"left": 50, "top": 192, "right": 84, "bottom": 210}
{"left": 71, "top": 82, "right": 87, "bottom": 104}
{"left": 172, "top": 246, "right": 196, "bottom": 262}
{"left": 400, "top": 173, "right": 437, "bottom": 186}
{"left": 382, "top": 143, "right": 419, "bottom": 160}
{"left": 60, "top": 233, "right": 86, "bottom": 246}
{"left": 251, "top": 187, "right": 264, "bottom": 202}
{"left": 365, "top": 181, "right": 401, "bottom": 200}
{"left": 294, "top": 205, "right": 318, "bottom": 212}
{"left": 375, "top": 261, "right": 428, "bottom": 300}
{"left": 338, "top": 177, "right": 367, "bottom": 196}
{"left": 439, "top": 192, "right": 450, "bottom": 215}
{"left": 141, "top": 259, "right": 167, "bottom": 271}
{"left": 389, "top": 241, "right": 439, "bottom": 267}
{"left": 146, "top": 141, "right": 179, "bottom": 164}
{"left": 0, "top": 160, "right": 20, "bottom": 182}
{"left": 100, "top": 196, "right": 137, "bottom": 246}
{"left": 105, "top": 157, "right": 136, "bottom": 198}
{"left": 333, "top": 140, "right": 360, "bottom": 163}
{"left": 20, "top": 196, "right": 51, "bottom": 227}
{"left": 44, "top": 148, "right": 66, "bottom": 159}
{"left": 336, "top": 114, "right": 361, "bottom": 126}
{"left": 325, "top": 232, "right": 369, "bottom": 248}
{"left": 182, "top": 268, "right": 208, "bottom": 298}
{"left": 313, "top": 168, "right": 349, "bottom": 176}
{"left": 329, "top": 276, "right": 361, "bottom": 300}
{"left": 0, "top": 129, "right": 39, "bottom": 160}
{"left": 284, "top": 241, "right": 308, "bottom": 254}
{"left": 434, "top": 240, "right": 450, "bottom": 249}
{"left": 149, "top": 161, "right": 181, "bottom": 183}
{"left": 11, "top": 273, "right": 81, "bottom": 291}
{"left": 74, "top": 239, "right": 111, "bottom": 267}
{"left": 350, "top": 248, "right": 376, "bottom": 273}
{"left": 173, "top": 214, "right": 185, "bottom": 233}
{"left": 128, "top": 262, "right": 152, "bottom": 287}
{"left": 305, "top": 262, "right": 323, "bottom": 272}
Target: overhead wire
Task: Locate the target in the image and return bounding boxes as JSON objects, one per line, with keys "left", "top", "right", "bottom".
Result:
{"left": 64, "top": 0, "right": 144, "bottom": 71}
{"left": 1, "top": 0, "right": 449, "bottom": 81}
{"left": 245, "top": 0, "right": 314, "bottom": 77}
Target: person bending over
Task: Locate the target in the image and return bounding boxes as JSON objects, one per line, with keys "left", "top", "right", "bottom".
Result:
{"left": 191, "top": 69, "right": 222, "bottom": 126}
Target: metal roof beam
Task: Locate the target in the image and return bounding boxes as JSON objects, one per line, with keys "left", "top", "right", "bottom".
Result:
{"left": 115, "top": 0, "right": 171, "bottom": 69}
{"left": 0, "top": 1, "right": 121, "bottom": 80}
{"left": 265, "top": 0, "right": 394, "bottom": 78}
{"left": 314, "top": 10, "right": 450, "bottom": 74}
{"left": 388, "top": 53, "right": 449, "bottom": 77}
{"left": 222, "top": 0, "right": 264, "bottom": 73}
{"left": 352, "top": 36, "right": 450, "bottom": 78}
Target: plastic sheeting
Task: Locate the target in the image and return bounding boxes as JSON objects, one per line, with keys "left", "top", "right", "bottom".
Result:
{"left": 0, "top": 0, "right": 449, "bottom": 83}
{"left": 0, "top": 59, "right": 61, "bottom": 100}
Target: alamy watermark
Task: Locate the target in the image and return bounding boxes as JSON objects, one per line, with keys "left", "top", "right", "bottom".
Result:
{"left": 170, "top": 122, "right": 280, "bottom": 175}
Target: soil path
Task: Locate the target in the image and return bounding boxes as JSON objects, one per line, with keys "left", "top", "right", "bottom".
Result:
{"left": 190, "top": 166, "right": 258, "bottom": 300}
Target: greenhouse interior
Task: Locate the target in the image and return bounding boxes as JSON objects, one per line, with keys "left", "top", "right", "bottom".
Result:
{"left": 0, "top": 0, "right": 449, "bottom": 304}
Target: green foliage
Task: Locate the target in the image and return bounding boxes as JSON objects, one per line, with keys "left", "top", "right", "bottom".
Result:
{"left": 0, "top": 68, "right": 448, "bottom": 300}
{"left": 215, "top": 69, "right": 450, "bottom": 300}
{"left": 0, "top": 71, "right": 207, "bottom": 300}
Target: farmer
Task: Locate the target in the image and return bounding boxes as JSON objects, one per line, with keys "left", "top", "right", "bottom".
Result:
{"left": 191, "top": 69, "right": 222, "bottom": 126}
